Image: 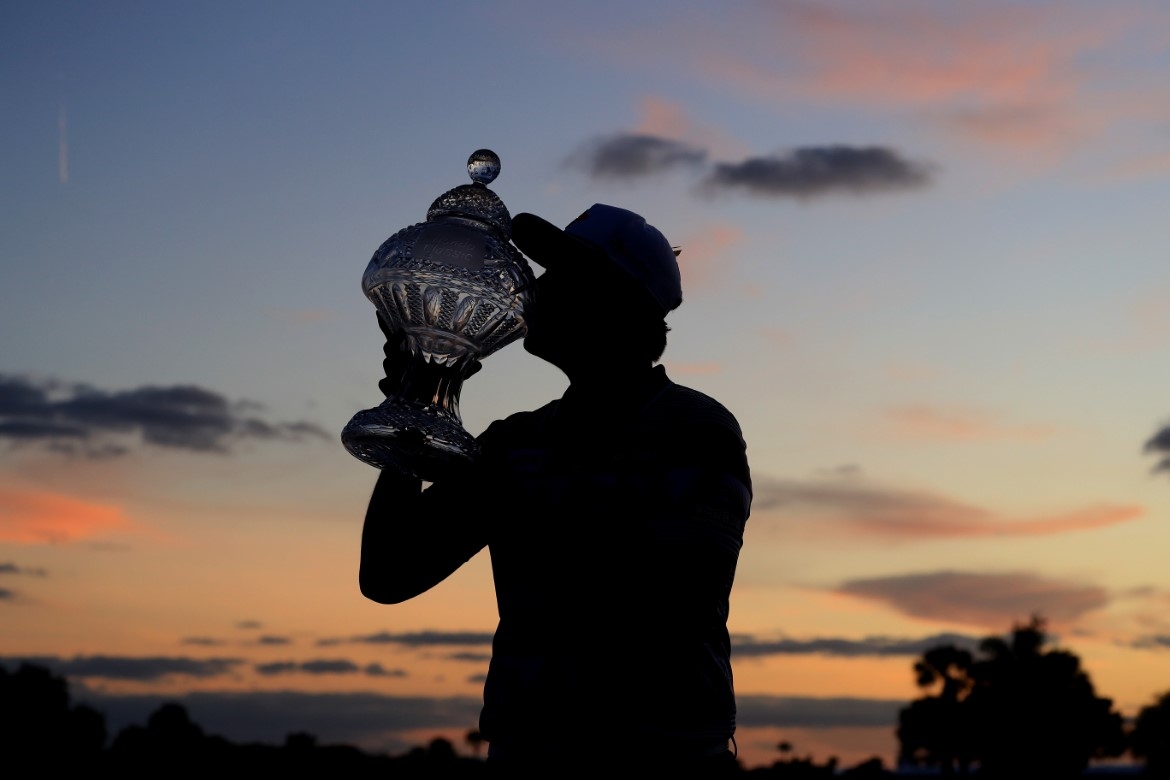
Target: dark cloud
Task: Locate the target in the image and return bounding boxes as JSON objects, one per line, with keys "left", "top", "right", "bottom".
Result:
{"left": 1, "top": 654, "right": 243, "bottom": 681}
{"left": 180, "top": 637, "right": 226, "bottom": 647}
{"left": 1144, "top": 424, "right": 1170, "bottom": 474}
{"left": 0, "top": 562, "right": 47, "bottom": 576}
{"left": 0, "top": 588, "right": 15, "bottom": 600}
{"left": 567, "top": 133, "right": 707, "bottom": 179}
{"left": 737, "top": 695, "right": 905, "bottom": 728}
{"left": 74, "top": 690, "right": 482, "bottom": 752}
{"left": 837, "top": 570, "right": 1109, "bottom": 629}
{"left": 364, "top": 663, "right": 408, "bottom": 678}
{"left": 1130, "top": 635, "right": 1170, "bottom": 651}
{"left": 753, "top": 477, "right": 1140, "bottom": 540}
{"left": 467, "top": 673, "right": 487, "bottom": 684}
{"left": 732, "top": 632, "right": 980, "bottom": 658}
{"left": 446, "top": 652, "right": 492, "bottom": 662}
{"left": 236, "top": 620, "right": 262, "bottom": 630}
{"left": 257, "top": 635, "right": 292, "bottom": 646}
{"left": 254, "top": 659, "right": 403, "bottom": 677}
{"left": 301, "top": 659, "right": 360, "bottom": 675}
{"left": 703, "top": 146, "right": 933, "bottom": 198}
{"left": 0, "top": 374, "right": 327, "bottom": 457}
{"left": 255, "top": 661, "right": 298, "bottom": 676}
{"left": 329, "top": 631, "right": 495, "bottom": 648}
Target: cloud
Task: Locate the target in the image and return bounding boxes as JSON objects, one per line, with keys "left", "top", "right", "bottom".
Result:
{"left": 255, "top": 659, "right": 407, "bottom": 677}
{"left": 364, "top": 663, "right": 408, "bottom": 678}
{"left": 736, "top": 695, "right": 905, "bottom": 728}
{"left": 1129, "top": 635, "right": 1170, "bottom": 651}
{"left": 2, "top": 655, "right": 243, "bottom": 681}
{"left": 236, "top": 620, "right": 262, "bottom": 630}
{"left": 881, "top": 404, "right": 1058, "bottom": 442}
{"left": 566, "top": 133, "right": 707, "bottom": 179}
{"left": 0, "top": 562, "right": 47, "bottom": 576}
{"left": 257, "top": 635, "right": 292, "bottom": 646}
{"left": 685, "top": 3, "right": 1157, "bottom": 155}
{"left": 0, "top": 488, "right": 127, "bottom": 544}
{"left": 754, "top": 477, "right": 1142, "bottom": 541}
{"left": 631, "top": 96, "right": 750, "bottom": 161}
{"left": 1144, "top": 423, "right": 1170, "bottom": 474}
{"left": 180, "top": 637, "right": 226, "bottom": 647}
{"left": 836, "top": 570, "right": 1109, "bottom": 629}
{"left": 0, "top": 374, "right": 328, "bottom": 457}
{"left": 732, "top": 632, "right": 980, "bottom": 658}
{"left": 702, "top": 146, "right": 933, "bottom": 198}
{"left": 324, "top": 631, "right": 495, "bottom": 648}
{"left": 446, "top": 652, "right": 492, "bottom": 663}
{"left": 0, "top": 588, "right": 14, "bottom": 601}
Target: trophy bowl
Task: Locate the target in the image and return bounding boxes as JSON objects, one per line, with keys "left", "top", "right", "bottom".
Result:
{"left": 341, "top": 150, "right": 535, "bottom": 480}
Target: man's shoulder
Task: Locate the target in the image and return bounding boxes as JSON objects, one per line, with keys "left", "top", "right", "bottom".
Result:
{"left": 476, "top": 398, "right": 560, "bottom": 444}
{"left": 648, "top": 378, "right": 745, "bottom": 442}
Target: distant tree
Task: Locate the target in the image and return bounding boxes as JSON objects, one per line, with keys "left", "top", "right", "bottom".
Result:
{"left": 898, "top": 617, "right": 1126, "bottom": 778}
{"left": 465, "top": 728, "right": 485, "bottom": 758}
{"left": 898, "top": 644, "right": 977, "bottom": 775}
{"left": 0, "top": 662, "right": 107, "bottom": 767}
{"left": 1131, "top": 691, "right": 1170, "bottom": 777}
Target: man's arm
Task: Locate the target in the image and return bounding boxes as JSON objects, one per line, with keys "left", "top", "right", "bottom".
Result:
{"left": 358, "top": 314, "right": 490, "bottom": 604}
{"left": 359, "top": 468, "right": 489, "bottom": 604}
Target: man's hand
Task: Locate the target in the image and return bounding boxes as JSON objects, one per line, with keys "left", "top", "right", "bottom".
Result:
{"left": 375, "top": 313, "right": 482, "bottom": 399}
{"left": 377, "top": 313, "right": 412, "bottom": 398}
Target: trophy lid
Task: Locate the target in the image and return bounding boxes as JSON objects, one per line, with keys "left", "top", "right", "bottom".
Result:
{"left": 426, "top": 149, "right": 511, "bottom": 238}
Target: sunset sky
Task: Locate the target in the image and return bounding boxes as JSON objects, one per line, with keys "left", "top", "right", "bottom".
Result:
{"left": 3, "top": 0, "right": 1170, "bottom": 769}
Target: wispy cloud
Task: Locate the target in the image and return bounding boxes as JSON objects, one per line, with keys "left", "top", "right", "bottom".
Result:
{"left": 695, "top": 2, "right": 1157, "bottom": 155}
{"left": 702, "top": 146, "right": 933, "bottom": 198}
{"left": 0, "top": 488, "right": 127, "bottom": 544}
{"left": 0, "top": 562, "right": 47, "bottom": 577}
{"left": 0, "top": 374, "right": 328, "bottom": 457}
{"left": 58, "top": 103, "right": 68, "bottom": 184}
{"left": 732, "top": 632, "right": 980, "bottom": 658}
{"left": 1128, "top": 635, "right": 1170, "bottom": 651}
{"left": 2, "top": 654, "right": 244, "bottom": 681}
{"left": 566, "top": 133, "right": 707, "bottom": 179}
{"left": 880, "top": 404, "right": 1058, "bottom": 442}
{"left": 318, "top": 630, "right": 495, "bottom": 648}
{"left": 754, "top": 477, "right": 1142, "bottom": 541}
{"left": 836, "top": 570, "right": 1109, "bottom": 629}
{"left": 254, "top": 659, "right": 407, "bottom": 677}
{"left": 180, "top": 637, "right": 226, "bottom": 647}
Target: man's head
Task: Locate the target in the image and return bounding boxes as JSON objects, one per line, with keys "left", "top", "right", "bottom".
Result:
{"left": 511, "top": 205, "right": 681, "bottom": 371}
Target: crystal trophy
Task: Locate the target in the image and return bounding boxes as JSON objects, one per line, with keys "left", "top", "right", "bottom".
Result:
{"left": 341, "top": 150, "right": 534, "bottom": 479}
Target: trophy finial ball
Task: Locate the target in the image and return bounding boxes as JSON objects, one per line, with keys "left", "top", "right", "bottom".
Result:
{"left": 467, "top": 149, "right": 501, "bottom": 185}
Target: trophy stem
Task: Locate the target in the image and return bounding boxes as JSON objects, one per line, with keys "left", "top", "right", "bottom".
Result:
{"left": 341, "top": 357, "right": 479, "bottom": 480}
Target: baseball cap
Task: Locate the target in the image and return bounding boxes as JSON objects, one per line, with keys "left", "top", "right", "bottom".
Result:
{"left": 511, "top": 204, "right": 683, "bottom": 315}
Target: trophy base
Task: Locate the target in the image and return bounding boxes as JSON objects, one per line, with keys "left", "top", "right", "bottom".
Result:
{"left": 341, "top": 401, "right": 479, "bottom": 481}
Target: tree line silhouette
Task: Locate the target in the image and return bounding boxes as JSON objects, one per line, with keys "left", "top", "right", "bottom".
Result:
{"left": 2, "top": 619, "right": 1168, "bottom": 776}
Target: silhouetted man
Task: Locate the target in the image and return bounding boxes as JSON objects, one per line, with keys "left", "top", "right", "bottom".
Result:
{"left": 360, "top": 205, "right": 752, "bottom": 775}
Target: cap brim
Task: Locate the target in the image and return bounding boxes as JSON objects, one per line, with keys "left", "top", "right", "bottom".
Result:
{"left": 511, "top": 212, "right": 603, "bottom": 270}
